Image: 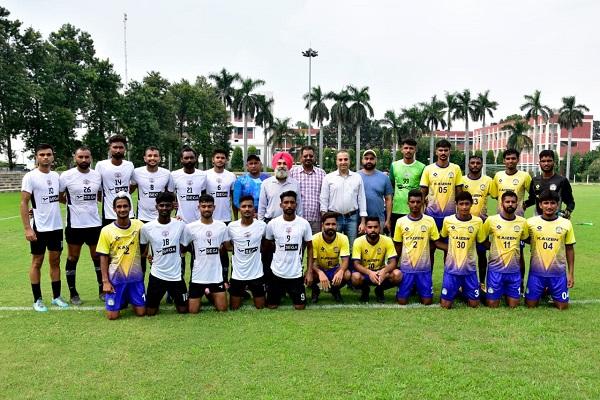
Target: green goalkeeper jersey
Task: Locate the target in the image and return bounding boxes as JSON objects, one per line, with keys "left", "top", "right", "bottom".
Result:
{"left": 389, "top": 159, "right": 425, "bottom": 215}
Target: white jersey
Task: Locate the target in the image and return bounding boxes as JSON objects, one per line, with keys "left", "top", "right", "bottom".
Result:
{"left": 228, "top": 219, "right": 266, "bottom": 281}
{"left": 21, "top": 169, "right": 62, "bottom": 232}
{"left": 184, "top": 220, "right": 229, "bottom": 283}
{"left": 140, "top": 219, "right": 186, "bottom": 281}
{"left": 205, "top": 169, "right": 236, "bottom": 222}
{"left": 59, "top": 168, "right": 102, "bottom": 228}
{"left": 171, "top": 168, "right": 207, "bottom": 223}
{"left": 95, "top": 159, "right": 135, "bottom": 220}
{"left": 265, "top": 216, "right": 312, "bottom": 279}
{"left": 131, "top": 166, "right": 174, "bottom": 222}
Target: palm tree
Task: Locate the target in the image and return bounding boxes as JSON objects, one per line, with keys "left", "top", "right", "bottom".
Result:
{"left": 454, "top": 89, "right": 478, "bottom": 171}
{"left": 473, "top": 90, "right": 498, "bottom": 174}
{"left": 505, "top": 119, "right": 533, "bottom": 153}
{"left": 209, "top": 68, "right": 240, "bottom": 109}
{"left": 421, "top": 96, "right": 447, "bottom": 163}
{"left": 327, "top": 89, "right": 350, "bottom": 151}
{"left": 444, "top": 91, "right": 459, "bottom": 131}
{"left": 347, "top": 85, "right": 374, "bottom": 171}
{"left": 303, "top": 85, "right": 329, "bottom": 167}
{"left": 232, "top": 77, "right": 265, "bottom": 161}
{"left": 558, "top": 96, "right": 589, "bottom": 180}
{"left": 254, "top": 94, "right": 274, "bottom": 169}
{"left": 268, "top": 117, "right": 293, "bottom": 152}
{"left": 381, "top": 110, "right": 402, "bottom": 160}
{"left": 520, "top": 90, "right": 553, "bottom": 170}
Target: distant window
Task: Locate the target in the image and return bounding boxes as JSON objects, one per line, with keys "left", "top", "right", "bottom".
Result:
{"left": 233, "top": 127, "right": 254, "bottom": 139}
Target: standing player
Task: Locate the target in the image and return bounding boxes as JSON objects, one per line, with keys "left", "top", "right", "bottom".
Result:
{"left": 139, "top": 191, "right": 188, "bottom": 315}
{"left": 358, "top": 150, "right": 393, "bottom": 234}
{"left": 525, "top": 149, "right": 575, "bottom": 218}
{"left": 525, "top": 190, "right": 575, "bottom": 310}
{"left": 420, "top": 139, "right": 463, "bottom": 267}
{"left": 290, "top": 145, "right": 326, "bottom": 234}
{"left": 59, "top": 146, "right": 103, "bottom": 305}
{"left": 393, "top": 189, "right": 439, "bottom": 305}
{"left": 226, "top": 195, "right": 268, "bottom": 310}
{"left": 435, "top": 191, "right": 486, "bottom": 309}
{"left": 389, "top": 138, "right": 425, "bottom": 234}
{"left": 310, "top": 212, "right": 351, "bottom": 303}
{"left": 462, "top": 154, "right": 493, "bottom": 290}
{"left": 20, "top": 143, "right": 68, "bottom": 312}
{"left": 265, "top": 191, "right": 313, "bottom": 310}
{"left": 184, "top": 194, "right": 229, "bottom": 313}
{"left": 491, "top": 149, "right": 531, "bottom": 217}
{"left": 480, "top": 191, "right": 529, "bottom": 308}
{"left": 96, "top": 135, "right": 135, "bottom": 226}
{"left": 232, "top": 154, "right": 270, "bottom": 219}
{"left": 96, "top": 192, "right": 145, "bottom": 320}
{"left": 351, "top": 217, "right": 401, "bottom": 303}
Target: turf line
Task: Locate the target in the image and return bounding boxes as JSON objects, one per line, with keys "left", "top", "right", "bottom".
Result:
{"left": 0, "top": 215, "right": 19, "bottom": 221}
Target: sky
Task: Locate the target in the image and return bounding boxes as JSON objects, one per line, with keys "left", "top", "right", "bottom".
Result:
{"left": 5, "top": 0, "right": 600, "bottom": 136}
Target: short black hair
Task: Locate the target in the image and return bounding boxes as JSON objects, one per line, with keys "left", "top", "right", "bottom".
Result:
{"left": 180, "top": 146, "right": 197, "bottom": 159}
{"left": 74, "top": 145, "right": 91, "bottom": 155}
{"left": 539, "top": 149, "right": 555, "bottom": 160}
{"left": 144, "top": 146, "right": 160, "bottom": 156}
{"left": 239, "top": 195, "right": 254, "bottom": 205}
{"left": 108, "top": 134, "right": 127, "bottom": 146}
{"left": 539, "top": 189, "right": 559, "bottom": 203}
{"left": 436, "top": 139, "right": 452, "bottom": 149}
{"left": 156, "top": 191, "right": 175, "bottom": 204}
{"left": 212, "top": 148, "right": 228, "bottom": 158}
{"left": 501, "top": 190, "right": 518, "bottom": 202}
{"left": 280, "top": 190, "right": 297, "bottom": 201}
{"left": 469, "top": 154, "right": 483, "bottom": 161}
{"left": 112, "top": 192, "right": 131, "bottom": 208}
{"left": 199, "top": 194, "right": 214, "bottom": 204}
{"left": 364, "top": 216, "right": 380, "bottom": 225}
{"left": 321, "top": 211, "right": 339, "bottom": 224}
{"left": 503, "top": 149, "right": 520, "bottom": 159}
{"left": 401, "top": 138, "right": 417, "bottom": 147}
{"left": 35, "top": 143, "right": 54, "bottom": 155}
{"left": 300, "top": 145, "right": 315, "bottom": 154}
{"left": 455, "top": 191, "right": 473, "bottom": 204}
{"left": 407, "top": 189, "right": 423, "bottom": 200}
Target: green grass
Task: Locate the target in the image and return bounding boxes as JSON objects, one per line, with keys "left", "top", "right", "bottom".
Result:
{"left": 1, "top": 186, "right": 599, "bottom": 399}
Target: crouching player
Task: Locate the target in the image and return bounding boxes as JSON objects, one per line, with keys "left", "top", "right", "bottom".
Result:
{"left": 393, "top": 189, "right": 439, "bottom": 305}
{"left": 435, "top": 191, "right": 486, "bottom": 309}
{"left": 310, "top": 212, "right": 351, "bottom": 303}
{"left": 226, "top": 195, "right": 268, "bottom": 310}
{"left": 351, "top": 217, "right": 401, "bottom": 303}
{"left": 140, "top": 191, "right": 188, "bottom": 315}
{"left": 96, "top": 192, "right": 145, "bottom": 319}
{"left": 480, "top": 191, "right": 528, "bottom": 308}
{"left": 525, "top": 190, "right": 575, "bottom": 310}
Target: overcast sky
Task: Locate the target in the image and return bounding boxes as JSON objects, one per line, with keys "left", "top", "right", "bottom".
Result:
{"left": 5, "top": 0, "right": 600, "bottom": 130}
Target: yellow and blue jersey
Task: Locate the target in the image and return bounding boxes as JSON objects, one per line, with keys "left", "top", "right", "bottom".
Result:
{"left": 491, "top": 170, "right": 531, "bottom": 216}
{"left": 96, "top": 219, "right": 144, "bottom": 284}
{"left": 420, "top": 163, "right": 463, "bottom": 218}
{"left": 312, "top": 232, "right": 350, "bottom": 271}
{"left": 440, "top": 215, "right": 485, "bottom": 275}
{"left": 527, "top": 216, "right": 575, "bottom": 277}
{"left": 481, "top": 214, "right": 529, "bottom": 273}
{"left": 393, "top": 214, "right": 439, "bottom": 273}
{"left": 351, "top": 235, "right": 397, "bottom": 271}
{"left": 463, "top": 175, "right": 492, "bottom": 219}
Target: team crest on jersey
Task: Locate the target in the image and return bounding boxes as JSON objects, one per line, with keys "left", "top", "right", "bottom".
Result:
{"left": 403, "top": 173, "right": 410, "bottom": 179}
{"left": 115, "top": 172, "right": 122, "bottom": 179}
{"left": 286, "top": 227, "right": 292, "bottom": 233}
{"left": 513, "top": 226, "right": 521, "bottom": 232}
{"left": 550, "top": 184, "right": 557, "bottom": 191}
{"left": 333, "top": 246, "right": 339, "bottom": 252}
{"left": 512, "top": 179, "right": 519, "bottom": 185}
{"left": 555, "top": 226, "right": 563, "bottom": 234}
{"left": 83, "top": 179, "right": 90, "bottom": 185}
{"left": 377, "top": 248, "right": 382, "bottom": 254}
{"left": 244, "top": 231, "right": 251, "bottom": 237}
{"left": 421, "top": 225, "right": 427, "bottom": 232}
{"left": 217, "top": 177, "right": 222, "bottom": 183}
{"left": 46, "top": 179, "right": 52, "bottom": 186}
{"left": 448, "top": 172, "right": 454, "bottom": 178}
{"left": 187, "top": 180, "right": 193, "bottom": 186}
{"left": 149, "top": 178, "right": 155, "bottom": 183}
{"left": 537, "top": 226, "right": 542, "bottom": 231}
{"left": 480, "top": 184, "right": 486, "bottom": 190}
{"left": 206, "top": 231, "right": 213, "bottom": 238}
{"left": 468, "top": 226, "right": 474, "bottom": 233}
{"left": 162, "top": 230, "right": 169, "bottom": 237}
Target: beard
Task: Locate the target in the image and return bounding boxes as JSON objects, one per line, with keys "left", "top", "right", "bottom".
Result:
{"left": 504, "top": 206, "right": 516, "bottom": 214}
{"left": 325, "top": 228, "right": 336, "bottom": 237}
{"left": 275, "top": 168, "right": 288, "bottom": 179}
{"left": 363, "top": 162, "right": 375, "bottom": 170}
{"left": 112, "top": 152, "right": 124, "bottom": 160}
{"left": 77, "top": 162, "right": 90, "bottom": 170}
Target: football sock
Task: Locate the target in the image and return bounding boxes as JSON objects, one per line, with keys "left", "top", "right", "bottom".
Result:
{"left": 93, "top": 258, "right": 102, "bottom": 293}
{"left": 51, "top": 280, "right": 61, "bottom": 299}
{"left": 65, "top": 259, "right": 78, "bottom": 297}
{"left": 32, "top": 283, "right": 42, "bottom": 302}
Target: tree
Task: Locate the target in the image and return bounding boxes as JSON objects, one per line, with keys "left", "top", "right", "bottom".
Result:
{"left": 268, "top": 117, "right": 293, "bottom": 152}
{"left": 473, "top": 90, "right": 498, "bottom": 175}
{"left": 520, "top": 90, "right": 553, "bottom": 168}
{"left": 347, "top": 85, "right": 374, "bottom": 171}
{"left": 233, "top": 77, "right": 265, "bottom": 161}
{"left": 558, "top": 96, "right": 589, "bottom": 180}
{"left": 254, "top": 94, "right": 274, "bottom": 169}
{"left": 486, "top": 150, "right": 495, "bottom": 165}
{"left": 248, "top": 145, "right": 258, "bottom": 156}
{"left": 443, "top": 91, "right": 458, "bottom": 132}
{"left": 303, "top": 85, "right": 329, "bottom": 167}
{"left": 381, "top": 110, "right": 402, "bottom": 161}
{"left": 327, "top": 89, "right": 350, "bottom": 151}
{"left": 421, "top": 96, "right": 447, "bottom": 164}
{"left": 505, "top": 119, "right": 533, "bottom": 153}
{"left": 209, "top": 68, "right": 240, "bottom": 109}
{"left": 454, "top": 89, "right": 477, "bottom": 171}
{"left": 230, "top": 146, "right": 244, "bottom": 171}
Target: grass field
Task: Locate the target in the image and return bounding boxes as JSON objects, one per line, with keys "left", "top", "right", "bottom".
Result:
{"left": 1, "top": 186, "right": 600, "bottom": 399}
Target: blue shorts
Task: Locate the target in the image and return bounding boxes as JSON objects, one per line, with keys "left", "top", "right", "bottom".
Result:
{"left": 322, "top": 266, "right": 340, "bottom": 282}
{"left": 441, "top": 271, "right": 480, "bottom": 302}
{"left": 397, "top": 271, "right": 433, "bottom": 300}
{"left": 105, "top": 281, "right": 146, "bottom": 311}
{"left": 486, "top": 270, "right": 521, "bottom": 300}
{"left": 525, "top": 274, "right": 569, "bottom": 303}
{"left": 476, "top": 243, "right": 487, "bottom": 254}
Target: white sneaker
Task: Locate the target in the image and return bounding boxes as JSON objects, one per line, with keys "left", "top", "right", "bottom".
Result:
{"left": 33, "top": 299, "right": 48, "bottom": 312}
{"left": 51, "top": 296, "right": 69, "bottom": 308}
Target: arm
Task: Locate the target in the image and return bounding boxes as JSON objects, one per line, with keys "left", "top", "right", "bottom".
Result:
{"left": 434, "top": 239, "right": 448, "bottom": 252}
{"left": 319, "top": 176, "right": 329, "bottom": 214}
{"left": 562, "top": 180, "right": 575, "bottom": 218}
{"left": 353, "top": 259, "right": 380, "bottom": 285}
{"left": 257, "top": 183, "right": 267, "bottom": 220}
{"left": 59, "top": 191, "right": 67, "bottom": 204}
{"left": 20, "top": 192, "right": 36, "bottom": 242}
{"left": 384, "top": 194, "right": 393, "bottom": 233}
{"left": 232, "top": 179, "right": 241, "bottom": 220}
{"left": 381, "top": 256, "right": 398, "bottom": 276}
{"left": 357, "top": 178, "right": 368, "bottom": 233}
{"left": 304, "top": 240, "right": 315, "bottom": 286}
{"left": 394, "top": 241, "right": 403, "bottom": 259}
{"left": 524, "top": 180, "right": 536, "bottom": 209}
{"left": 100, "top": 254, "right": 114, "bottom": 294}
{"left": 566, "top": 244, "right": 575, "bottom": 288}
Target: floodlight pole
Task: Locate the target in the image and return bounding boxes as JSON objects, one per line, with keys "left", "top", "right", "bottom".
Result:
{"left": 302, "top": 48, "right": 318, "bottom": 148}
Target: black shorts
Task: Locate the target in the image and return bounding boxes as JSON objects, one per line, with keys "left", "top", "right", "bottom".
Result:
{"left": 229, "top": 277, "right": 266, "bottom": 298}
{"left": 30, "top": 228, "right": 63, "bottom": 255}
{"left": 65, "top": 226, "right": 102, "bottom": 246}
{"left": 146, "top": 274, "right": 188, "bottom": 308}
{"left": 267, "top": 276, "right": 306, "bottom": 306}
{"left": 188, "top": 281, "right": 226, "bottom": 299}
